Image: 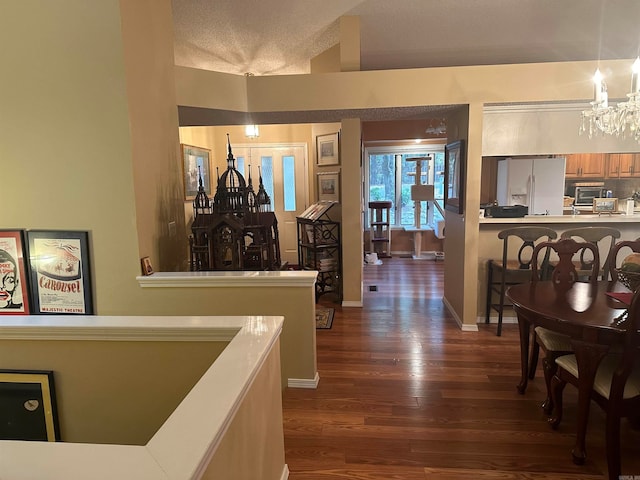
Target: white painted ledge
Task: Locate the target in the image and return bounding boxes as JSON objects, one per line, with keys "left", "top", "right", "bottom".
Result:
{"left": 137, "top": 270, "right": 318, "bottom": 288}
{"left": 0, "top": 314, "right": 284, "bottom": 480}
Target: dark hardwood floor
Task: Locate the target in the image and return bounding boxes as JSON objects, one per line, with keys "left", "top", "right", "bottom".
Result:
{"left": 282, "top": 257, "right": 640, "bottom": 479}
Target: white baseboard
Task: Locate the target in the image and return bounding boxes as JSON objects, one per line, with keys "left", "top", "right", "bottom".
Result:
{"left": 280, "top": 464, "right": 289, "bottom": 480}
{"left": 480, "top": 315, "right": 517, "bottom": 324}
{"left": 342, "top": 300, "right": 363, "bottom": 307}
{"left": 443, "top": 296, "right": 479, "bottom": 331}
{"left": 287, "top": 372, "right": 319, "bottom": 389}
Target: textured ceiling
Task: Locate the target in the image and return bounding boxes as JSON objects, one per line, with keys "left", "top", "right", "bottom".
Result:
{"left": 172, "top": 0, "right": 640, "bottom": 76}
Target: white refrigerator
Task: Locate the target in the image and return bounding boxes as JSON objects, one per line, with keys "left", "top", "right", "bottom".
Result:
{"left": 496, "top": 157, "right": 566, "bottom": 215}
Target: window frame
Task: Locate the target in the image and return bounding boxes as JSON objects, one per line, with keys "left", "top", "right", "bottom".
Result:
{"left": 364, "top": 143, "right": 446, "bottom": 229}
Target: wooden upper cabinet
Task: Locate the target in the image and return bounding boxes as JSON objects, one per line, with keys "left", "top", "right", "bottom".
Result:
{"left": 565, "top": 153, "right": 606, "bottom": 178}
{"left": 607, "top": 153, "right": 640, "bottom": 178}
{"left": 564, "top": 154, "right": 581, "bottom": 177}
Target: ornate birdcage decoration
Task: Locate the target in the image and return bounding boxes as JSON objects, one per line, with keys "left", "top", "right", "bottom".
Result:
{"left": 246, "top": 164, "right": 258, "bottom": 214}
{"left": 255, "top": 166, "right": 272, "bottom": 212}
{"left": 189, "top": 134, "right": 282, "bottom": 272}
{"left": 213, "top": 135, "right": 248, "bottom": 216}
{"left": 193, "top": 167, "right": 212, "bottom": 216}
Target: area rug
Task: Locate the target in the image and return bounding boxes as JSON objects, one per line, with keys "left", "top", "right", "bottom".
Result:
{"left": 315, "top": 307, "right": 334, "bottom": 329}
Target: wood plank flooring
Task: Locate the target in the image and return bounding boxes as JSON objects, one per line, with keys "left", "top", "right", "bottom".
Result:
{"left": 282, "top": 257, "right": 640, "bottom": 479}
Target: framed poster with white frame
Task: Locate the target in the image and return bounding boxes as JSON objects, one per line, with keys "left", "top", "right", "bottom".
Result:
{"left": 317, "top": 171, "right": 340, "bottom": 202}
{"left": 316, "top": 132, "right": 340, "bottom": 166}
{"left": 26, "top": 230, "right": 93, "bottom": 315}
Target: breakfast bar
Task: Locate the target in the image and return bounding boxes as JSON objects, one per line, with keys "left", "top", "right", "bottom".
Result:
{"left": 477, "top": 214, "right": 640, "bottom": 324}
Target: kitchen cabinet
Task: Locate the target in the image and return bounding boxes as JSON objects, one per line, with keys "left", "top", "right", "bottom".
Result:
{"left": 565, "top": 153, "right": 606, "bottom": 178}
{"left": 565, "top": 153, "right": 605, "bottom": 178}
{"left": 607, "top": 153, "right": 640, "bottom": 178}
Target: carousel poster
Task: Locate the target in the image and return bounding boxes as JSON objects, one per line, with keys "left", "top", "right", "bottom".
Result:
{"left": 26, "top": 231, "right": 93, "bottom": 315}
{"left": 0, "top": 230, "right": 30, "bottom": 314}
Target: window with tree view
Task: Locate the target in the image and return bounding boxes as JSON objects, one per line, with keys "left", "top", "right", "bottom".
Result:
{"left": 367, "top": 146, "right": 445, "bottom": 228}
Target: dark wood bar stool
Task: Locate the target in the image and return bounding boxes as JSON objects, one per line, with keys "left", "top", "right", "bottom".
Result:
{"left": 485, "top": 226, "right": 557, "bottom": 336}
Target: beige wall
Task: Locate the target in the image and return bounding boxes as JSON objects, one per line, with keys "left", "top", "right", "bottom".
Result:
{"left": 1, "top": 1, "right": 316, "bottom": 387}
{"left": 0, "top": 339, "right": 225, "bottom": 444}
{"left": 137, "top": 283, "right": 317, "bottom": 387}
{"left": 203, "top": 343, "right": 285, "bottom": 480}
{"left": 120, "top": 0, "right": 188, "bottom": 272}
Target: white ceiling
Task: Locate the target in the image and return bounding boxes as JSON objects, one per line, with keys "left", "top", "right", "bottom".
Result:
{"left": 172, "top": 0, "right": 640, "bottom": 77}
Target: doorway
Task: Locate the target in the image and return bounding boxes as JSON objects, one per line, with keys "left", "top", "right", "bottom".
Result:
{"left": 234, "top": 144, "right": 308, "bottom": 265}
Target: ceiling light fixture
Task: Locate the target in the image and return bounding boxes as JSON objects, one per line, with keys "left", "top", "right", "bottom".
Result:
{"left": 580, "top": 58, "right": 640, "bottom": 143}
{"left": 425, "top": 118, "right": 447, "bottom": 135}
{"left": 244, "top": 73, "right": 260, "bottom": 139}
{"left": 245, "top": 124, "right": 260, "bottom": 139}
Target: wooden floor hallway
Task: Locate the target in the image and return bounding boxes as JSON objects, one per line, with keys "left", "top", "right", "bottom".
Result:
{"left": 282, "top": 257, "right": 640, "bottom": 479}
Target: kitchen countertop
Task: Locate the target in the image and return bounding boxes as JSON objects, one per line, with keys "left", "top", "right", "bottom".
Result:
{"left": 479, "top": 213, "right": 640, "bottom": 224}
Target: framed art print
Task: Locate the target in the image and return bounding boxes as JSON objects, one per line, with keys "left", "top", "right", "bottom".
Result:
{"left": 316, "top": 132, "right": 340, "bottom": 166}
{"left": 444, "top": 140, "right": 466, "bottom": 214}
{"left": 26, "top": 230, "right": 93, "bottom": 315}
{"left": 181, "top": 144, "right": 212, "bottom": 200}
{"left": 0, "top": 230, "right": 30, "bottom": 314}
{"left": 317, "top": 171, "right": 340, "bottom": 202}
{"left": 0, "top": 370, "right": 60, "bottom": 441}
{"left": 141, "top": 256, "right": 154, "bottom": 276}
{"left": 593, "top": 197, "right": 618, "bottom": 213}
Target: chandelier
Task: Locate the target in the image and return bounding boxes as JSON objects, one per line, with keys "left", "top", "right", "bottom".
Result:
{"left": 580, "top": 58, "right": 640, "bottom": 143}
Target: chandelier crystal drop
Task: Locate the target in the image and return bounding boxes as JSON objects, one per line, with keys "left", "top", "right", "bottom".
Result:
{"left": 580, "top": 58, "right": 640, "bottom": 143}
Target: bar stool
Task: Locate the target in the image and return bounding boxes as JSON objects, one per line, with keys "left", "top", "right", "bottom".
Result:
{"left": 485, "top": 226, "right": 557, "bottom": 336}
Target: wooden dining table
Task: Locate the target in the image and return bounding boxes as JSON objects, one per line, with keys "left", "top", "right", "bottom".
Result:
{"left": 506, "top": 280, "right": 630, "bottom": 465}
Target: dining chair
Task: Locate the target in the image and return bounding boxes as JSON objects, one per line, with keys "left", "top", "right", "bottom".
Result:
{"left": 486, "top": 226, "right": 557, "bottom": 336}
{"left": 549, "top": 288, "right": 640, "bottom": 480}
{"left": 526, "top": 226, "right": 619, "bottom": 395}
{"left": 526, "top": 238, "right": 600, "bottom": 414}
{"left": 560, "top": 226, "right": 621, "bottom": 280}
{"left": 607, "top": 238, "right": 640, "bottom": 281}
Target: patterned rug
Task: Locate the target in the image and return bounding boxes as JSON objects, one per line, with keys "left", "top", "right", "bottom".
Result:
{"left": 315, "top": 308, "right": 334, "bottom": 329}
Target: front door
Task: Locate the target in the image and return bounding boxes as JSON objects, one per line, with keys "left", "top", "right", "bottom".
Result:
{"left": 234, "top": 144, "right": 308, "bottom": 266}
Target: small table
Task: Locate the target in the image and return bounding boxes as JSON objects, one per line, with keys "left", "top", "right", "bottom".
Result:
{"left": 506, "top": 280, "right": 628, "bottom": 465}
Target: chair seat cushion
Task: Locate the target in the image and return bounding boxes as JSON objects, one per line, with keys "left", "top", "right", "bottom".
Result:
{"left": 556, "top": 354, "right": 640, "bottom": 400}
{"left": 534, "top": 326, "right": 573, "bottom": 352}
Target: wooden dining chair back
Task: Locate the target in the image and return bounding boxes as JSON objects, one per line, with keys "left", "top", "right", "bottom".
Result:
{"left": 531, "top": 238, "right": 600, "bottom": 290}
{"left": 485, "top": 226, "right": 557, "bottom": 336}
{"left": 550, "top": 288, "right": 640, "bottom": 480}
{"left": 607, "top": 238, "right": 640, "bottom": 282}
{"left": 559, "top": 226, "right": 621, "bottom": 280}
{"left": 526, "top": 238, "right": 600, "bottom": 414}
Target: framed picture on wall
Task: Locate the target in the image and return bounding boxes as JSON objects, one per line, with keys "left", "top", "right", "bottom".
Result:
{"left": 317, "top": 171, "right": 340, "bottom": 202}
{"left": 181, "top": 144, "right": 212, "bottom": 200}
{"left": 444, "top": 140, "right": 466, "bottom": 214}
{"left": 0, "top": 370, "right": 60, "bottom": 441}
{"left": 0, "top": 230, "right": 30, "bottom": 315}
{"left": 316, "top": 132, "right": 340, "bottom": 166}
{"left": 26, "top": 230, "right": 93, "bottom": 315}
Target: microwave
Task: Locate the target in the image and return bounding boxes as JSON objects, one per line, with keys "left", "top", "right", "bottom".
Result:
{"left": 574, "top": 186, "right": 607, "bottom": 206}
